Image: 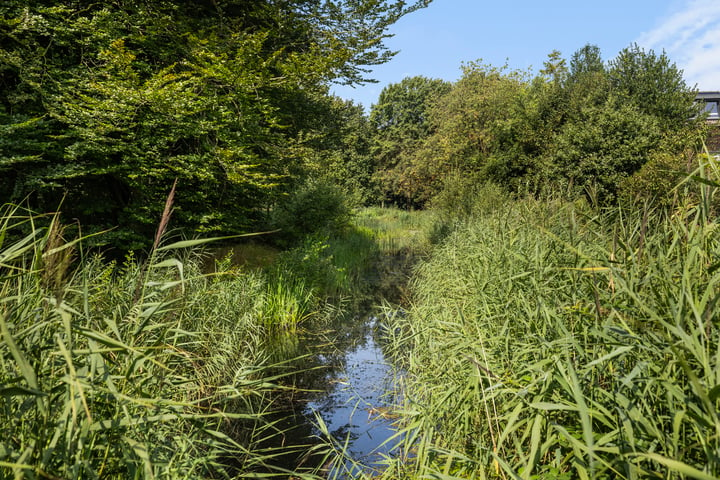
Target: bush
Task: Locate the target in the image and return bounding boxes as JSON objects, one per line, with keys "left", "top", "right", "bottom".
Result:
{"left": 618, "top": 150, "right": 690, "bottom": 208}
{"left": 270, "top": 179, "right": 352, "bottom": 246}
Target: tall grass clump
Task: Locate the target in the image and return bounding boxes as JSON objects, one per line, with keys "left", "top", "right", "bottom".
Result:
{"left": 0, "top": 204, "right": 304, "bottom": 478}
{"left": 354, "top": 207, "right": 434, "bottom": 254}
{"left": 383, "top": 155, "right": 720, "bottom": 479}
{"left": 260, "top": 225, "right": 382, "bottom": 330}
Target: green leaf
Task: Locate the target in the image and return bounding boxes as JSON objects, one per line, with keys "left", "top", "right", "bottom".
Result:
{"left": 635, "top": 453, "right": 718, "bottom": 480}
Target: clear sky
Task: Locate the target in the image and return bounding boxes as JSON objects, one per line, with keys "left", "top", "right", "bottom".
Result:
{"left": 332, "top": 0, "right": 720, "bottom": 110}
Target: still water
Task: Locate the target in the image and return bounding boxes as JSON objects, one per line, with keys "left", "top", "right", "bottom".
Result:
{"left": 261, "top": 311, "right": 403, "bottom": 477}
{"left": 305, "top": 315, "right": 400, "bottom": 476}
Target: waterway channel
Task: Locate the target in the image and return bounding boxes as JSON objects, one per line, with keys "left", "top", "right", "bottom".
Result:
{"left": 258, "top": 307, "right": 403, "bottom": 478}
{"left": 259, "top": 253, "right": 415, "bottom": 477}
{"left": 305, "top": 313, "right": 401, "bottom": 477}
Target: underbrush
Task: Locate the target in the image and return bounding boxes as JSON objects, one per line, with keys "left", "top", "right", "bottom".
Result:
{"left": 0, "top": 204, "right": 367, "bottom": 478}
{"left": 382, "top": 158, "right": 720, "bottom": 479}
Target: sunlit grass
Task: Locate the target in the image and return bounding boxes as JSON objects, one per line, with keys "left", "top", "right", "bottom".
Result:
{"left": 354, "top": 207, "right": 434, "bottom": 254}
{"left": 380, "top": 156, "right": 720, "bottom": 479}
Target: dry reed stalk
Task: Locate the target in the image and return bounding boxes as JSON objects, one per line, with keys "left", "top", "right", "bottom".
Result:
{"left": 134, "top": 178, "right": 178, "bottom": 302}
{"left": 153, "top": 178, "right": 178, "bottom": 251}
{"left": 41, "top": 216, "right": 74, "bottom": 301}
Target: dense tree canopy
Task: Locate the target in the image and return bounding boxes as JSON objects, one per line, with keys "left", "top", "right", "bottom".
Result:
{"left": 0, "top": 0, "right": 429, "bottom": 249}
{"left": 1, "top": 2, "right": 707, "bottom": 248}
{"left": 370, "top": 75, "right": 451, "bottom": 206}
{"left": 370, "top": 44, "right": 704, "bottom": 206}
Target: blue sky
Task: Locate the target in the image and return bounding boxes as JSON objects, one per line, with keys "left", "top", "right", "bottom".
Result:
{"left": 332, "top": 0, "right": 720, "bottom": 110}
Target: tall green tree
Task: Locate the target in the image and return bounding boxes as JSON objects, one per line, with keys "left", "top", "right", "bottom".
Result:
{"left": 370, "top": 75, "right": 451, "bottom": 206}
{"left": 551, "top": 44, "right": 700, "bottom": 201}
{"left": 416, "top": 63, "right": 528, "bottom": 196}
{"left": 521, "top": 44, "right": 700, "bottom": 202}
{"left": 0, "top": 0, "right": 430, "bottom": 249}
{"left": 568, "top": 44, "right": 605, "bottom": 81}
{"left": 608, "top": 44, "right": 698, "bottom": 129}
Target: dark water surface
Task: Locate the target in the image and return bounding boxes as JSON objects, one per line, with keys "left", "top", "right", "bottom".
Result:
{"left": 259, "top": 310, "right": 403, "bottom": 477}
{"left": 305, "top": 315, "right": 400, "bottom": 476}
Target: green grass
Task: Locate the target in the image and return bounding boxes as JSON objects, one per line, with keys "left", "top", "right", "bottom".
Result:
{"left": 354, "top": 207, "right": 435, "bottom": 255}
{"left": 379, "top": 160, "right": 720, "bottom": 479}
{"left": 0, "top": 204, "right": 338, "bottom": 479}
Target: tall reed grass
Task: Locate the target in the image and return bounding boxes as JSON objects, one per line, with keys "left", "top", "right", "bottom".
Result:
{"left": 0, "top": 204, "right": 331, "bottom": 478}
{"left": 354, "top": 208, "right": 434, "bottom": 255}
{"left": 382, "top": 158, "right": 720, "bottom": 479}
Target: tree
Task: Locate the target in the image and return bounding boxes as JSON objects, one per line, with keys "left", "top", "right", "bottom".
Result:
{"left": 608, "top": 43, "right": 699, "bottom": 129}
{"left": 304, "top": 96, "right": 377, "bottom": 205}
{"left": 0, "top": 0, "right": 431, "bottom": 249}
{"left": 552, "top": 102, "right": 664, "bottom": 201}
{"left": 539, "top": 50, "right": 568, "bottom": 84}
{"left": 370, "top": 75, "right": 451, "bottom": 206}
{"left": 521, "top": 44, "right": 701, "bottom": 202}
{"left": 569, "top": 44, "right": 605, "bottom": 81}
{"left": 417, "top": 63, "right": 528, "bottom": 193}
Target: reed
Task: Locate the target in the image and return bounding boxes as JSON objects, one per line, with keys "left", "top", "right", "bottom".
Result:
{"left": 382, "top": 156, "right": 720, "bottom": 479}
{"left": 0, "top": 203, "right": 320, "bottom": 478}
{"left": 354, "top": 207, "right": 434, "bottom": 255}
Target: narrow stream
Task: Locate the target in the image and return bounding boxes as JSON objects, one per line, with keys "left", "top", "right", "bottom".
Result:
{"left": 256, "top": 306, "right": 406, "bottom": 477}
{"left": 244, "top": 248, "right": 417, "bottom": 477}
{"left": 305, "top": 314, "right": 400, "bottom": 477}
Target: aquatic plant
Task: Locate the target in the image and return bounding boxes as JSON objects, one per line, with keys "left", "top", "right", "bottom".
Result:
{"left": 384, "top": 155, "right": 720, "bottom": 478}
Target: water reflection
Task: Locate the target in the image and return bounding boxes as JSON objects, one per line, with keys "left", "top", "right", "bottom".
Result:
{"left": 306, "top": 316, "right": 400, "bottom": 477}
{"left": 258, "top": 310, "right": 402, "bottom": 477}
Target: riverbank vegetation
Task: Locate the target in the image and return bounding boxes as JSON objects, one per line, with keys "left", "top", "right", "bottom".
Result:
{"left": 381, "top": 159, "right": 720, "bottom": 479}
{"left": 3, "top": 1, "right": 720, "bottom": 478}
{"left": 0, "top": 201, "right": 396, "bottom": 478}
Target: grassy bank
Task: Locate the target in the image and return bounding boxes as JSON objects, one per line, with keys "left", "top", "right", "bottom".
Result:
{"left": 0, "top": 204, "right": 324, "bottom": 478}
{"left": 382, "top": 177, "right": 720, "bottom": 478}
{"left": 0, "top": 202, "right": 395, "bottom": 478}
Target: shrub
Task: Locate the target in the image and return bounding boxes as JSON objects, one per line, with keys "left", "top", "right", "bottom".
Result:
{"left": 270, "top": 179, "right": 352, "bottom": 246}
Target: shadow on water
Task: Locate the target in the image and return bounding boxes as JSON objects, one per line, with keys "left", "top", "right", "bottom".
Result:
{"left": 307, "top": 314, "right": 404, "bottom": 478}
{"left": 213, "top": 236, "right": 421, "bottom": 477}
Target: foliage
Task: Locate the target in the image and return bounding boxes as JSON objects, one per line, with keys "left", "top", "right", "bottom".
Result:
{"left": 543, "top": 44, "right": 702, "bottom": 202}
{"left": 617, "top": 149, "right": 693, "bottom": 208}
{"left": 269, "top": 178, "right": 353, "bottom": 247}
{"left": 0, "top": 0, "right": 430, "bottom": 250}
{"left": 370, "top": 76, "right": 452, "bottom": 207}
{"left": 568, "top": 44, "right": 605, "bottom": 81}
{"left": 370, "top": 44, "right": 703, "bottom": 207}
{"left": 371, "top": 76, "right": 451, "bottom": 140}
{"left": 308, "top": 97, "right": 378, "bottom": 206}
{"left": 422, "top": 63, "right": 530, "bottom": 198}
{"left": 382, "top": 162, "right": 720, "bottom": 478}
{"left": 608, "top": 43, "right": 700, "bottom": 130}
{"left": 552, "top": 101, "right": 664, "bottom": 201}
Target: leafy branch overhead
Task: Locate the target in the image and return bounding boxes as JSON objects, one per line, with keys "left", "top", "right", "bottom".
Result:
{"left": 0, "top": 0, "right": 429, "bottom": 249}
